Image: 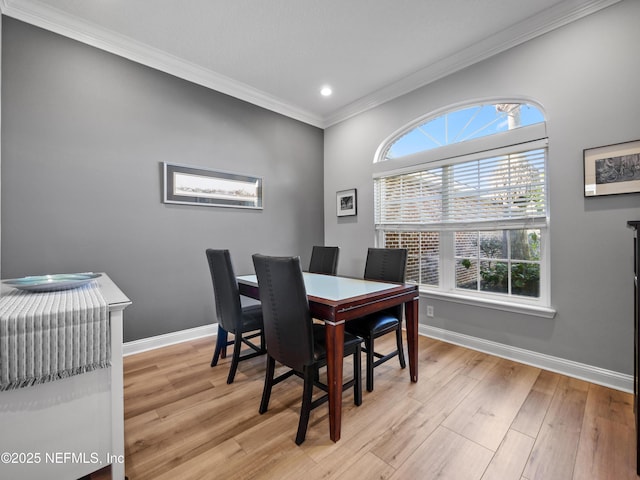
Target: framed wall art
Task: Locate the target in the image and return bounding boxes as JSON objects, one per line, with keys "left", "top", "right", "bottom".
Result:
{"left": 336, "top": 189, "right": 357, "bottom": 217}
{"left": 163, "top": 162, "right": 263, "bottom": 209}
{"left": 584, "top": 139, "right": 640, "bottom": 197}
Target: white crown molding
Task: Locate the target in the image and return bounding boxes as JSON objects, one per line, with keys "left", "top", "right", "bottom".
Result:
{"left": 0, "top": 0, "right": 324, "bottom": 127}
{"left": 323, "top": 0, "right": 623, "bottom": 127}
{"left": 1, "top": 0, "right": 622, "bottom": 128}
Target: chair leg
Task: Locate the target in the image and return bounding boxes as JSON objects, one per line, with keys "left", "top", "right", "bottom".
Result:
{"left": 365, "top": 336, "right": 375, "bottom": 392}
{"left": 259, "top": 328, "right": 266, "bottom": 354}
{"left": 211, "top": 326, "right": 228, "bottom": 367}
{"left": 259, "top": 356, "right": 276, "bottom": 414}
{"left": 396, "top": 326, "right": 406, "bottom": 369}
{"left": 295, "top": 365, "right": 315, "bottom": 445}
{"left": 227, "top": 333, "right": 243, "bottom": 384}
{"left": 353, "top": 344, "right": 362, "bottom": 406}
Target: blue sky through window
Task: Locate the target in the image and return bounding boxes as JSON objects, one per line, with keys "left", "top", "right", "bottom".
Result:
{"left": 386, "top": 103, "right": 544, "bottom": 160}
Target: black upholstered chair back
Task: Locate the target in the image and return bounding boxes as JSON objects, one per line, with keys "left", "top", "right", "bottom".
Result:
{"left": 364, "top": 248, "right": 408, "bottom": 283}
{"left": 364, "top": 248, "right": 408, "bottom": 318}
{"left": 252, "top": 254, "right": 315, "bottom": 372}
{"left": 206, "top": 249, "right": 243, "bottom": 334}
{"left": 308, "top": 246, "right": 340, "bottom": 275}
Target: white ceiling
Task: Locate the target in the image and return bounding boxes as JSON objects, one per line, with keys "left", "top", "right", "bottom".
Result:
{"left": 0, "top": 0, "right": 621, "bottom": 127}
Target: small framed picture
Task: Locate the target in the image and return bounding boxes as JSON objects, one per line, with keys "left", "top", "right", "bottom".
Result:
{"left": 584, "top": 139, "right": 640, "bottom": 197}
{"left": 337, "top": 189, "right": 357, "bottom": 217}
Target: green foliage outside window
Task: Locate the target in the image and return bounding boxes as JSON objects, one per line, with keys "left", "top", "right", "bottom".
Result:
{"left": 461, "top": 230, "right": 540, "bottom": 297}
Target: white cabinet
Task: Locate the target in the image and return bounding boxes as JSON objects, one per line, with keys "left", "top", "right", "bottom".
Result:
{"left": 0, "top": 274, "right": 130, "bottom": 480}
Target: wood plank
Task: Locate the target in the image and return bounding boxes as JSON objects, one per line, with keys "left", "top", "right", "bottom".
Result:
{"left": 573, "top": 384, "right": 636, "bottom": 480}
{"left": 522, "top": 376, "right": 589, "bottom": 480}
{"left": 511, "top": 370, "right": 561, "bottom": 437}
{"left": 442, "top": 358, "right": 541, "bottom": 450}
{"left": 409, "top": 346, "right": 497, "bottom": 402}
{"left": 327, "top": 451, "right": 396, "bottom": 480}
{"left": 372, "top": 373, "right": 480, "bottom": 468}
{"left": 481, "top": 429, "right": 535, "bottom": 480}
{"left": 147, "top": 437, "right": 248, "bottom": 480}
{"left": 573, "top": 415, "right": 636, "bottom": 480}
{"left": 300, "top": 380, "right": 421, "bottom": 463}
{"left": 420, "top": 339, "right": 473, "bottom": 380}
{"left": 389, "top": 426, "right": 494, "bottom": 480}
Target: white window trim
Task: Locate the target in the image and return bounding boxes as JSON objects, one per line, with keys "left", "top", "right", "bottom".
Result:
{"left": 420, "top": 288, "right": 557, "bottom": 318}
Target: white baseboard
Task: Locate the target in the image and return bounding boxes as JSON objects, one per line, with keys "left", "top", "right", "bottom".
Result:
{"left": 421, "top": 325, "right": 633, "bottom": 393}
{"left": 123, "top": 324, "right": 217, "bottom": 357}
{"left": 123, "top": 322, "right": 633, "bottom": 393}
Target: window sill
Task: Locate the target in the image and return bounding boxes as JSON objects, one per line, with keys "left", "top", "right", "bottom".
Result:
{"left": 419, "top": 288, "right": 557, "bottom": 319}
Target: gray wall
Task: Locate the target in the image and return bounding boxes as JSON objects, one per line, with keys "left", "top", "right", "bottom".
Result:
{"left": 1, "top": 17, "right": 324, "bottom": 342}
{"left": 324, "top": 0, "right": 640, "bottom": 375}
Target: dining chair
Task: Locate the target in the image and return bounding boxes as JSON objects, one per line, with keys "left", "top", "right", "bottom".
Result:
{"left": 345, "top": 247, "right": 408, "bottom": 392}
{"left": 206, "top": 249, "right": 266, "bottom": 384}
{"left": 308, "top": 245, "right": 340, "bottom": 275}
{"left": 252, "top": 253, "right": 363, "bottom": 445}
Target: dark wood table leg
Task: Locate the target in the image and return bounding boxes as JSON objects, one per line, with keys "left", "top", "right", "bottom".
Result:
{"left": 405, "top": 297, "right": 419, "bottom": 383}
{"left": 324, "top": 320, "right": 345, "bottom": 442}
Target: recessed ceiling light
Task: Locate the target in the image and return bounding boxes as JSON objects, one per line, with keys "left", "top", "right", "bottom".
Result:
{"left": 320, "top": 86, "right": 332, "bottom": 97}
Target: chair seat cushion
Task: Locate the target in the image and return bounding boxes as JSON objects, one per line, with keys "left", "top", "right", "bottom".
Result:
{"left": 345, "top": 311, "right": 400, "bottom": 338}
{"left": 312, "top": 324, "right": 362, "bottom": 361}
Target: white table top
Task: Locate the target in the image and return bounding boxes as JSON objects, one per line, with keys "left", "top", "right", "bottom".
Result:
{"left": 237, "top": 272, "right": 400, "bottom": 302}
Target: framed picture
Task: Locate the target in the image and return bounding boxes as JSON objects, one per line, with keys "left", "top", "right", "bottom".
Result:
{"left": 584, "top": 140, "right": 640, "bottom": 197}
{"left": 163, "top": 162, "right": 263, "bottom": 209}
{"left": 336, "top": 189, "right": 357, "bottom": 217}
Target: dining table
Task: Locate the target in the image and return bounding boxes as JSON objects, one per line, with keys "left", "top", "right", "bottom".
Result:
{"left": 236, "top": 271, "right": 420, "bottom": 442}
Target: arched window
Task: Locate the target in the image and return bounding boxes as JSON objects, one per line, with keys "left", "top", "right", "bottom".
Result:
{"left": 374, "top": 101, "right": 551, "bottom": 313}
{"left": 381, "top": 102, "right": 545, "bottom": 160}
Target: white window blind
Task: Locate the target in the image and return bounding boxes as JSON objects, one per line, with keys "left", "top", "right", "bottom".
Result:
{"left": 375, "top": 145, "right": 546, "bottom": 232}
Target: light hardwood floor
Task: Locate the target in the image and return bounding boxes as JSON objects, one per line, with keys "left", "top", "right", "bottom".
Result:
{"left": 93, "top": 333, "right": 637, "bottom": 480}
